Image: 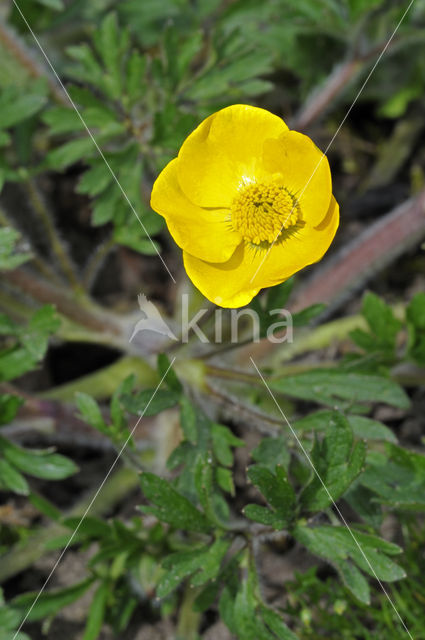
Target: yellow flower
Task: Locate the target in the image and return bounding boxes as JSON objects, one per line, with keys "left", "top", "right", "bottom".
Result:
{"left": 151, "top": 104, "right": 339, "bottom": 308}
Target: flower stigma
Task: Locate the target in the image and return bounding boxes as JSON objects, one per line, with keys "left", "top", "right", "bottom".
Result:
{"left": 231, "top": 182, "right": 301, "bottom": 246}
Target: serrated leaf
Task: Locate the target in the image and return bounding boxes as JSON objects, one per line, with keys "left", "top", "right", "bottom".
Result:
{"left": 361, "top": 443, "right": 425, "bottom": 510}
{"left": 251, "top": 436, "right": 290, "bottom": 471}
{"left": 247, "top": 464, "right": 295, "bottom": 525}
{"left": 121, "top": 389, "right": 179, "bottom": 416}
{"left": 361, "top": 292, "right": 402, "bottom": 351}
{"left": 294, "top": 524, "right": 404, "bottom": 602}
{"left": 140, "top": 472, "right": 210, "bottom": 532}
{"left": 211, "top": 424, "right": 243, "bottom": 467}
{"left": 244, "top": 504, "right": 286, "bottom": 529}
{"left": 157, "top": 548, "right": 206, "bottom": 598}
{"left": 300, "top": 413, "right": 366, "bottom": 512}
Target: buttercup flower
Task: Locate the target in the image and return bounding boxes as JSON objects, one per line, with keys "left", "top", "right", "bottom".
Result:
{"left": 151, "top": 104, "right": 339, "bottom": 308}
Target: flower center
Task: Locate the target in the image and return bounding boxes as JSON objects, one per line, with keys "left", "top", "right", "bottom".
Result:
{"left": 231, "top": 183, "right": 300, "bottom": 245}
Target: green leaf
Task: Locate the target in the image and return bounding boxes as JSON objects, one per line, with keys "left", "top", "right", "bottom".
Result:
{"left": 232, "top": 572, "right": 274, "bottom": 640}
{"left": 0, "top": 606, "right": 21, "bottom": 630}
{"left": 77, "top": 162, "right": 112, "bottom": 197}
{"left": 0, "top": 436, "right": 78, "bottom": 480}
{"left": 344, "top": 484, "right": 382, "bottom": 528}
{"left": 28, "top": 492, "right": 62, "bottom": 521}
{"left": 260, "top": 605, "right": 299, "bottom": 640}
{"left": 63, "top": 516, "right": 111, "bottom": 540}
{"left": 12, "top": 578, "right": 94, "bottom": 622}
{"left": 211, "top": 424, "right": 244, "bottom": 467}
{"left": 0, "top": 458, "right": 29, "bottom": 495}
{"left": 46, "top": 137, "right": 96, "bottom": 169}
{"left": 194, "top": 453, "right": 229, "bottom": 526}
{"left": 406, "top": 292, "right": 425, "bottom": 365}
{"left": 158, "top": 547, "right": 206, "bottom": 598}
{"left": 294, "top": 524, "right": 405, "bottom": 603}
{"left": 251, "top": 436, "right": 290, "bottom": 471}
{"left": 216, "top": 466, "right": 235, "bottom": 495}
{"left": 76, "top": 392, "right": 107, "bottom": 432}
{"left": 140, "top": 472, "right": 210, "bottom": 532}
{"left": 292, "top": 304, "right": 326, "bottom": 326}
{"left": 82, "top": 581, "right": 108, "bottom": 640}
{"left": 0, "top": 228, "right": 31, "bottom": 271}
{"left": 121, "top": 389, "right": 179, "bottom": 416}
{"left": 336, "top": 560, "right": 370, "bottom": 605}
{"left": 271, "top": 370, "right": 410, "bottom": 409}
{"left": 158, "top": 538, "right": 231, "bottom": 597}
{"left": 294, "top": 410, "right": 396, "bottom": 442}
{"left": 0, "top": 347, "right": 34, "bottom": 382}
{"left": 21, "top": 305, "right": 60, "bottom": 360}
{"left": 114, "top": 226, "right": 160, "bottom": 255}
{"left": 0, "top": 394, "right": 23, "bottom": 426}
{"left": 244, "top": 504, "right": 286, "bottom": 529}
{"left": 157, "top": 353, "right": 182, "bottom": 392}
{"left": 361, "top": 444, "right": 425, "bottom": 510}
{"left": 246, "top": 464, "right": 295, "bottom": 527}
{"left": 0, "top": 91, "right": 46, "bottom": 129}
{"left": 179, "top": 396, "right": 197, "bottom": 444}
{"left": 300, "top": 412, "right": 366, "bottom": 512}
{"left": 360, "top": 292, "right": 402, "bottom": 351}
{"left": 266, "top": 279, "right": 294, "bottom": 312}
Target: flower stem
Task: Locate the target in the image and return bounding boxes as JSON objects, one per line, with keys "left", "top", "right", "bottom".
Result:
{"left": 4, "top": 266, "right": 122, "bottom": 336}
{"left": 82, "top": 232, "right": 116, "bottom": 292}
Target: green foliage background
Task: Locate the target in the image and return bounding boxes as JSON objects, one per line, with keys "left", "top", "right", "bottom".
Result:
{"left": 1, "top": 1, "right": 425, "bottom": 639}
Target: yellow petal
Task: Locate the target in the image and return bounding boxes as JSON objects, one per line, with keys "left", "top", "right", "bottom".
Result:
{"left": 262, "top": 130, "right": 332, "bottom": 226}
{"left": 177, "top": 104, "right": 289, "bottom": 208}
{"left": 183, "top": 196, "right": 339, "bottom": 308}
{"left": 151, "top": 158, "right": 241, "bottom": 262}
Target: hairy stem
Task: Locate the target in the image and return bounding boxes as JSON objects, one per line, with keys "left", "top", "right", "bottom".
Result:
{"left": 0, "top": 19, "right": 67, "bottom": 105}
{"left": 82, "top": 233, "right": 116, "bottom": 292}
{"left": 292, "top": 38, "right": 400, "bottom": 131}
{"left": 25, "top": 179, "right": 83, "bottom": 293}
{"left": 4, "top": 266, "right": 122, "bottom": 336}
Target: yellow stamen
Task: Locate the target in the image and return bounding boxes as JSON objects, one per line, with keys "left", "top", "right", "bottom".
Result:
{"left": 231, "top": 183, "right": 300, "bottom": 244}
